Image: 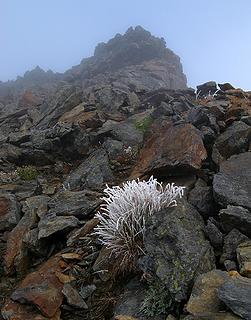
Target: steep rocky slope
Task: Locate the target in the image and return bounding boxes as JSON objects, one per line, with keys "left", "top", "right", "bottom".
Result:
{"left": 0, "top": 27, "right": 251, "bottom": 320}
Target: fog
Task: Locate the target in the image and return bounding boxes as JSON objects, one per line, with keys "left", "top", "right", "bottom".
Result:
{"left": 1, "top": 0, "right": 250, "bottom": 89}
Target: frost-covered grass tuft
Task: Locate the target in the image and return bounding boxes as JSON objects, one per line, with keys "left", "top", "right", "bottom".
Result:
{"left": 94, "top": 176, "right": 185, "bottom": 271}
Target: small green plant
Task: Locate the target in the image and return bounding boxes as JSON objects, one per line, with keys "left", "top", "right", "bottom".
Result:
{"left": 140, "top": 281, "right": 175, "bottom": 317}
{"left": 17, "top": 165, "right": 39, "bottom": 181}
{"left": 135, "top": 115, "right": 153, "bottom": 133}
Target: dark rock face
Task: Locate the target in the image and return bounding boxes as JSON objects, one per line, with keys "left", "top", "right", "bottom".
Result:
{"left": 141, "top": 201, "right": 215, "bottom": 303}
{"left": 213, "top": 152, "right": 251, "bottom": 210}
{"left": 218, "top": 276, "right": 251, "bottom": 320}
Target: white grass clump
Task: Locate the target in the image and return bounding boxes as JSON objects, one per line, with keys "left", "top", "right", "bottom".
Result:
{"left": 94, "top": 176, "right": 185, "bottom": 269}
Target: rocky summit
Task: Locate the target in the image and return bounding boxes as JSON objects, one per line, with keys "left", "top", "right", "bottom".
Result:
{"left": 0, "top": 26, "right": 251, "bottom": 320}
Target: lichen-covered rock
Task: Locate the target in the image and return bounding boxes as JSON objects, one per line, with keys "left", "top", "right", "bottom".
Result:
{"left": 140, "top": 200, "right": 215, "bottom": 303}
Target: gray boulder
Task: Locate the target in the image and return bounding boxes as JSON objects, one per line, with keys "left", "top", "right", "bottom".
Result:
{"left": 212, "top": 121, "right": 251, "bottom": 165}
{"left": 218, "top": 276, "right": 251, "bottom": 320}
{"left": 219, "top": 206, "right": 251, "bottom": 237}
{"left": 213, "top": 152, "right": 251, "bottom": 210}
{"left": 64, "top": 149, "right": 114, "bottom": 190}
{"left": 141, "top": 200, "right": 215, "bottom": 303}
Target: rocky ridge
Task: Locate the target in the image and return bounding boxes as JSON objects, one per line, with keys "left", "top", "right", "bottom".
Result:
{"left": 0, "top": 27, "right": 251, "bottom": 320}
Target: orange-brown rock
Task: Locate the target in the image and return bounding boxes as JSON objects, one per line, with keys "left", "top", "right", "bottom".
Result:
{"left": 9, "top": 255, "right": 65, "bottom": 318}
{"left": 1, "top": 300, "right": 61, "bottom": 320}
{"left": 131, "top": 122, "right": 207, "bottom": 178}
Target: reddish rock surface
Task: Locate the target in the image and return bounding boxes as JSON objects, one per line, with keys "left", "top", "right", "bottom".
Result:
{"left": 131, "top": 122, "right": 207, "bottom": 178}
{"left": 1, "top": 300, "right": 61, "bottom": 320}
{"left": 4, "top": 204, "right": 37, "bottom": 275}
{"left": 7, "top": 255, "right": 65, "bottom": 318}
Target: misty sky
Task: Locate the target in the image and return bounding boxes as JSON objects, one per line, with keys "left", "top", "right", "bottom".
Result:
{"left": 1, "top": 0, "right": 250, "bottom": 90}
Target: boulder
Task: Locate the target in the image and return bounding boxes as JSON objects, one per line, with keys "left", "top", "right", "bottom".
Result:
{"left": 196, "top": 82, "right": 218, "bottom": 97}
{"left": 38, "top": 214, "right": 79, "bottom": 239}
{"left": 132, "top": 122, "right": 207, "bottom": 178}
{"left": 217, "top": 275, "right": 251, "bottom": 320}
{"left": 213, "top": 152, "right": 251, "bottom": 210}
{"left": 140, "top": 200, "right": 215, "bottom": 302}
{"left": 218, "top": 83, "right": 235, "bottom": 91}
{"left": 64, "top": 149, "right": 114, "bottom": 190}
{"left": 220, "top": 229, "right": 249, "bottom": 265}
{"left": 212, "top": 121, "right": 251, "bottom": 165}
{"left": 186, "top": 270, "right": 229, "bottom": 316}
{"left": 48, "top": 190, "right": 102, "bottom": 219}
{"left": 219, "top": 206, "right": 251, "bottom": 237}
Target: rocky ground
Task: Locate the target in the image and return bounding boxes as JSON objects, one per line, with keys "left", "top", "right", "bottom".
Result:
{"left": 0, "top": 27, "right": 251, "bottom": 320}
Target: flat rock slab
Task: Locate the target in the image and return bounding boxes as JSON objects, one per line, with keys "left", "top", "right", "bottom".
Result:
{"left": 38, "top": 213, "right": 79, "bottom": 239}
{"left": 48, "top": 189, "right": 102, "bottom": 219}
{"left": 213, "top": 152, "right": 251, "bottom": 210}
